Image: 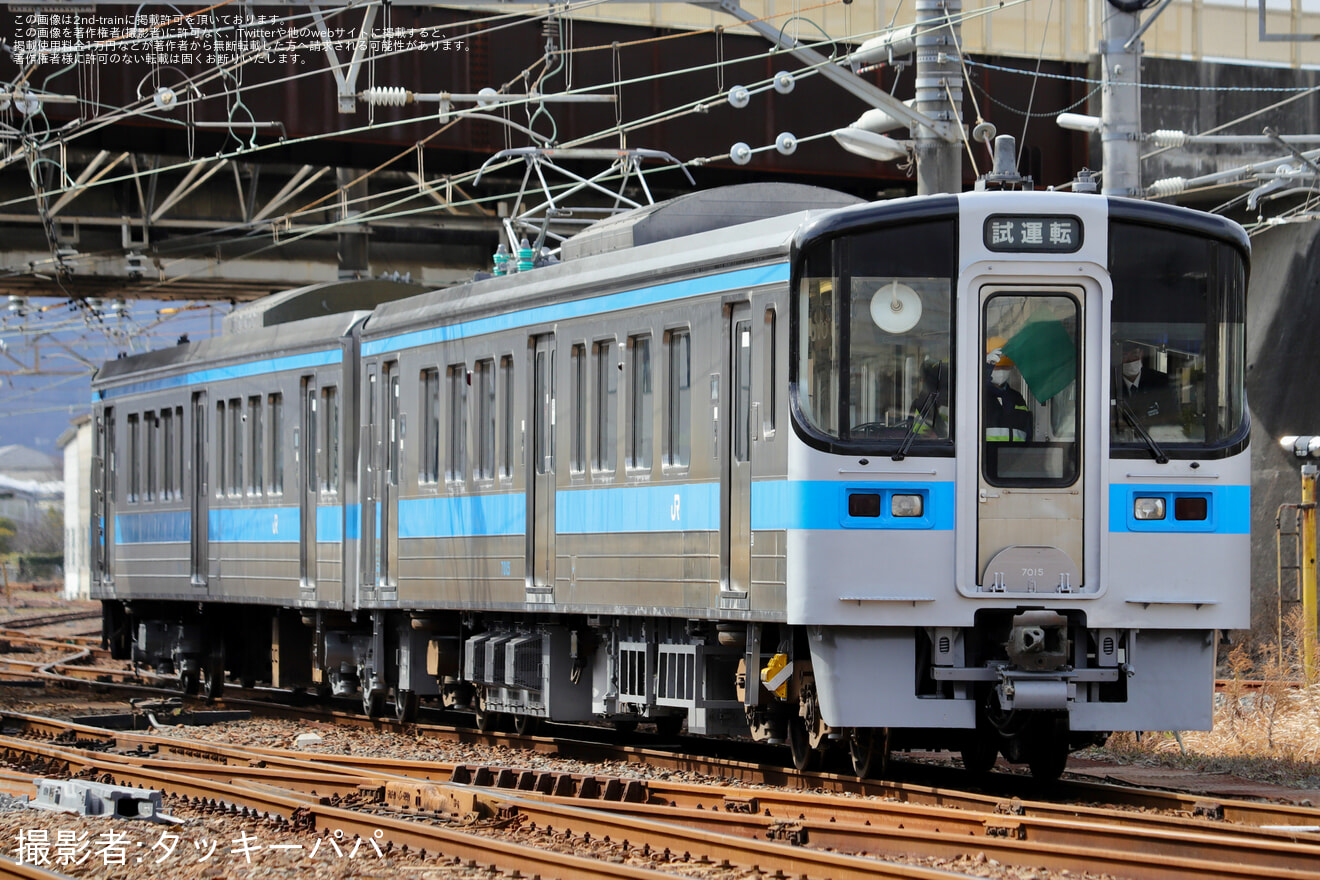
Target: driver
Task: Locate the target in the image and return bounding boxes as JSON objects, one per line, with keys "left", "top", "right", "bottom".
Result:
{"left": 985, "top": 338, "right": 1032, "bottom": 443}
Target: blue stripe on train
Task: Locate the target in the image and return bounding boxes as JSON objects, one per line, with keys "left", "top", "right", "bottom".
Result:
{"left": 115, "top": 504, "right": 360, "bottom": 544}
{"left": 115, "top": 510, "right": 191, "bottom": 544}
{"left": 556, "top": 482, "right": 720, "bottom": 533}
{"left": 398, "top": 494, "right": 526, "bottom": 539}
{"left": 96, "top": 349, "right": 343, "bottom": 401}
{"left": 115, "top": 479, "right": 969, "bottom": 545}
{"left": 362, "top": 263, "right": 791, "bottom": 358}
{"left": 1108, "top": 484, "right": 1250, "bottom": 534}
{"left": 752, "top": 481, "right": 956, "bottom": 530}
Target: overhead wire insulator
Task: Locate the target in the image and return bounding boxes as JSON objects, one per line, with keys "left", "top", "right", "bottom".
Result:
{"left": 775, "top": 132, "right": 797, "bottom": 156}
{"left": 152, "top": 87, "right": 178, "bottom": 111}
{"left": 1147, "top": 177, "right": 1187, "bottom": 198}
{"left": 727, "top": 86, "right": 750, "bottom": 109}
{"left": 361, "top": 87, "right": 411, "bottom": 107}
{"left": 1148, "top": 130, "right": 1190, "bottom": 148}
{"left": 772, "top": 71, "right": 795, "bottom": 95}
{"left": 730, "top": 142, "right": 752, "bottom": 165}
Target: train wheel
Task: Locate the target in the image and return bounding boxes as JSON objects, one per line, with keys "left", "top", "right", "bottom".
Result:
{"left": 787, "top": 715, "right": 817, "bottom": 772}
{"left": 362, "top": 687, "right": 386, "bottom": 718}
{"left": 394, "top": 689, "right": 418, "bottom": 724}
{"left": 653, "top": 715, "right": 683, "bottom": 739}
{"left": 960, "top": 736, "right": 999, "bottom": 777}
{"left": 1027, "top": 740, "right": 1069, "bottom": 783}
{"left": 849, "top": 727, "right": 890, "bottom": 779}
{"left": 201, "top": 651, "right": 225, "bottom": 701}
{"left": 612, "top": 718, "right": 639, "bottom": 738}
{"left": 473, "top": 704, "right": 501, "bottom": 732}
{"left": 512, "top": 714, "right": 541, "bottom": 736}
{"left": 179, "top": 670, "right": 200, "bottom": 696}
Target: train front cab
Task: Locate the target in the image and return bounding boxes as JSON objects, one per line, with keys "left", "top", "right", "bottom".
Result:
{"left": 785, "top": 192, "right": 1249, "bottom": 779}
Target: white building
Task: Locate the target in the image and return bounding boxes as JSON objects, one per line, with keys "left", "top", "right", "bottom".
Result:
{"left": 58, "top": 418, "right": 93, "bottom": 600}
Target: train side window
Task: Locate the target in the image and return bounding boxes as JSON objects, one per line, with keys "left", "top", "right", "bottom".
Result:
{"left": 216, "top": 402, "right": 228, "bottom": 498}
{"left": 665, "top": 330, "right": 691, "bottom": 468}
{"left": 593, "top": 341, "right": 617, "bottom": 474}
{"left": 248, "top": 396, "right": 264, "bottom": 496}
{"left": 570, "top": 345, "right": 586, "bottom": 473}
{"left": 386, "top": 366, "right": 401, "bottom": 486}
{"left": 161, "top": 409, "right": 174, "bottom": 500}
{"left": 145, "top": 411, "right": 158, "bottom": 502}
{"left": 476, "top": 359, "right": 496, "bottom": 480}
{"left": 268, "top": 393, "right": 284, "bottom": 495}
{"left": 229, "top": 398, "right": 243, "bottom": 497}
{"left": 127, "top": 414, "right": 140, "bottom": 503}
{"left": 499, "top": 356, "right": 514, "bottom": 479}
{"left": 447, "top": 365, "right": 468, "bottom": 484}
{"left": 628, "top": 335, "right": 653, "bottom": 470}
{"left": 321, "top": 386, "right": 339, "bottom": 495}
{"left": 420, "top": 368, "right": 440, "bottom": 484}
{"left": 106, "top": 410, "right": 117, "bottom": 504}
{"left": 764, "top": 308, "right": 777, "bottom": 436}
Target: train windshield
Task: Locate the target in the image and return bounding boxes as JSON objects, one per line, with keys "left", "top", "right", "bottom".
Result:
{"left": 794, "top": 220, "right": 956, "bottom": 451}
{"left": 1109, "top": 221, "right": 1247, "bottom": 452}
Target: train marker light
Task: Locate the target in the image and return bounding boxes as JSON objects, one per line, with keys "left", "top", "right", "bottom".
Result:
{"left": 1133, "top": 497, "right": 1166, "bottom": 520}
{"left": 891, "top": 494, "right": 923, "bottom": 517}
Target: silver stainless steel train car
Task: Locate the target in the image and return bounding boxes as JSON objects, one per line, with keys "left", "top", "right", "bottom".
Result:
{"left": 91, "top": 182, "right": 1250, "bottom": 780}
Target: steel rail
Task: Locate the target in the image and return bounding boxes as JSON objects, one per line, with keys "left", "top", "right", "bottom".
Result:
{"left": 7, "top": 712, "right": 1320, "bottom": 880}
{"left": 8, "top": 707, "right": 1320, "bottom": 839}
{"left": 0, "top": 856, "right": 72, "bottom": 880}
{"left": 488, "top": 792, "right": 1320, "bottom": 880}
{"left": 0, "top": 735, "right": 705, "bottom": 880}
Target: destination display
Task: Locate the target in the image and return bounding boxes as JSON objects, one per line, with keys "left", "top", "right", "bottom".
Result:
{"left": 983, "top": 215, "right": 1082, "bottom": 253}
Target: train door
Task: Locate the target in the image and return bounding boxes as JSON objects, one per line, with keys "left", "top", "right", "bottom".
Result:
{"left": 382, "top": 361, "right": 399, "bottom": 597}
{"left": 976, "top": 287, "right": 1084, "bottom": 591}
{"left": 360, "top": 366, "right": 378, "bottom": 603}
{"left": 300, "top": 377, "right": 318, "bottom": 593}
{"left": 722, "top": 303, "right": 752, "bottom": 605}
{"left": 189, "top": 393, "right": 208, "bottom": 589}
{"left": 93, "top": 408, "right": 114, "bottom": 586}
{"left": 527, "top": 335, "right": 555, "bottom": 601}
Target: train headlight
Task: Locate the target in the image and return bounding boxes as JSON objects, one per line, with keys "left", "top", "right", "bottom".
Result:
{"left": 1133, "top": 497, "right": 1166, "bottom": 520}
{"left": 891, "top": 494, "right": 924, "bottom": 517}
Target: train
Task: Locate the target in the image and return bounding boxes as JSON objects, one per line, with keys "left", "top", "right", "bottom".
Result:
{"left": 90, "top": 168, "right": 1250, "bottom": 782}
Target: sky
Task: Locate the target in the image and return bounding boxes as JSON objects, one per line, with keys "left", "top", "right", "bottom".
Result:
{"left": 0, "top": 298, "right": 223, "bottom": 455}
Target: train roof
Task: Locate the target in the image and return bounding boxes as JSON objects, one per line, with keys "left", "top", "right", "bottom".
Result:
{"left": 362, "top": 184, "right": 863, "bottom": 342}
{"left": 222, "top": 279, "right": 425, "bottom": 334}
{"left": 92, "top": 310, "right": 370, "bottom": 391}
{"left": 560, "top": 183, "right": 865, "bottom": 260}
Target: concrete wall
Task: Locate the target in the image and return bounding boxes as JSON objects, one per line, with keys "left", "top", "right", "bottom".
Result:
{"left": 1244, "top": 220, "right": 1320, "bottom": 645}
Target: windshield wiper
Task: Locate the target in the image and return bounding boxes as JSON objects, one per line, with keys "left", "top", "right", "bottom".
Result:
{"left": 893, "top": 390, "right": 939, "bottom": 462}
{"left": 1118, "top": 398, "right": 1168, "bottom": 464}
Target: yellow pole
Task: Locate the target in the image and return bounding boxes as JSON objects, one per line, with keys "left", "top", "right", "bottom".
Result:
{"left": 1302, "top": 464, "right": 1318, "bottom": 680}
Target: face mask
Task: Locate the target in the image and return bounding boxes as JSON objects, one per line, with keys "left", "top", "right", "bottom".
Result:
{"left": 991, "top": 369, "right": 1010, "bottom": 386}
{"left": 1122, "top": 361, "right": 1142, "bottom": 381}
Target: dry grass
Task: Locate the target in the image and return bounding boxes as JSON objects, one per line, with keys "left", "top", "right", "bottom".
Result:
{"left": 1085, "top": 608, "right": 1320, "bottom": 789}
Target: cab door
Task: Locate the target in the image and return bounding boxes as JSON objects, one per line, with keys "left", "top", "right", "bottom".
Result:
{"left": 976, "top": 287, "right": 1085, "bottom": 592}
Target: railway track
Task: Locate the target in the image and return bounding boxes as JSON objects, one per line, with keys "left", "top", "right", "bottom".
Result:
{"left": 2, "top": 710, "right": 1320, "bottom": 880}
{"left": 5, "top": 633, "right": 1320, "bottom": 880}
{"left": 4, "top": 643, "right": 1319, "bottom": 829}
